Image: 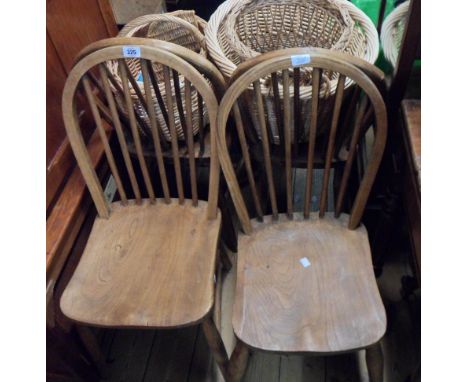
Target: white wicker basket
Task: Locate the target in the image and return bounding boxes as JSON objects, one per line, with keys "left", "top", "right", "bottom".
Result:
{"left": 206, "top": 0, "right": 379, "bottom": 81}
{"left": 108, "top": 11, "right": 208, "bottom": 141}
{"left": 205, "top": 0, "right": 379, "bottom": 142}
{"left": 381, "top": 1, "right": 410, "bottom": 68}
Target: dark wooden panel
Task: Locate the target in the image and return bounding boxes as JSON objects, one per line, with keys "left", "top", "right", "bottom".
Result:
{"left": 402, "top": 100, "right": 421, "bottom": 187}
{"left": 46, "top": 0, "right": 114, "bottom": 72}
{"left": 46, "top": 0, "right": 117, "bottom": 210}
{"left": 46, "top": 139, "right": 75, "bottom": 213}
{"left": 98, "top": 0, "right": 119, "bottom": 37}
{"left": 46, "top": 31, "right": 74, "bottom": 210}
{"left": 46, "top": 126, "right": 109, "bottom": 283}
{"left": 401, "top": 100, "right": 421, "bottom": 282}
{"left": 46, "top": 31, "right": 67, "bottom": 165}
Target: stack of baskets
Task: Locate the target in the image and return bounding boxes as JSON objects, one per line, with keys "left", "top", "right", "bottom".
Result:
{"left": 206, "top": 0, "right": 379, "bottom": 142}
{"left": 381, "top": 1, "right": 410, "bottom": 69}
{"left": 109, "top": 10, "right": 208, "bottom": 141}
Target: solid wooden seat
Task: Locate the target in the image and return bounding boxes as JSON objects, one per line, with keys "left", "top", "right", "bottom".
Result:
{"left": 233, "top": 212, "right": 386, "bottom": 353}
{"left": 60, "top": 199, "right": 221, "bottom": 328}
{"left": 59, "top": 42, "right": 232, "bottom": 379}
{"left": 216, "top": 50, "right": 388, "bottom": 381}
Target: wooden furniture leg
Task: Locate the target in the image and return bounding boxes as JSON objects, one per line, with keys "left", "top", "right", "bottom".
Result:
{"left": 366, "top": 342, "right": 384, "bottom": 382}
{"left": 202, "top": 316, "right": 230, "bottom": 381}
{"left": 228, "top": 339, "right": 250, "bottom": 382}
{"left": 219, "top": 242, "right": 233, "bottom": 271}
{"left": 76, "top": 325, "right": 108, "bottom": 378}
{"left": 219, "top": 186, "right": 239, "bottom": 253}
{"left": 47, "top": 327, "right": 100, "bottom": 382}
{"left": 214, "top": 265, "right": 223, "bottom": 329}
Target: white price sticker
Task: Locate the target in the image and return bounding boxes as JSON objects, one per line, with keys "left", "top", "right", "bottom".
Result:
{"left": 122, "top": 46, "right": 141, "bottom": 58}
{"left": 299, "top": 257, "right": 311, "bottom": 268}
{"left": 291, "top": 54, "right": 311, "bottom": 67}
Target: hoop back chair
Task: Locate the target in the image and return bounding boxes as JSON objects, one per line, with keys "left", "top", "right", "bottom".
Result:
{"left": 59, "top": 44, "right": 230, "bottom": 378}
{"left": 74, "top": 38, "right": 227, "bottom": 159}
{"left": 229, "top": 47, "right": 386, "bottom": 170}
{"left": 74, "top": 38, "right": 239, "bottom": 253}
{"left": 216, "top": 50, "right": 388, "bottom": 381}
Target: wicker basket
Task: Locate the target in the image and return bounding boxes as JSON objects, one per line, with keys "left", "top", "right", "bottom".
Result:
{"left": 206, "top": 0, "right": 379, "bottom": 143}
{"left": 381, "top": 1, "right": 409, "bottom": 68}
{"left": 109, "top": 11, "right": 208, "bottom": 141}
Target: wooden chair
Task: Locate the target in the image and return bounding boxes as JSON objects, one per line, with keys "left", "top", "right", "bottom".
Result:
{"left": 216, "top": 50, "right": 388, "bottom": 381}
{"left": 74, "top": 37, "right": 238, "bottom": 253}
{"left": 229, "top": 47, "right": 386, "bottom": 168}
{"left": 59, "top": 44, "right": 231, "bottom": 379}
{"left": 228, "top": 47, "right": 387, "bottom": 222}
{"left": 74, "top": 37, "right": 226, "bottom": 156}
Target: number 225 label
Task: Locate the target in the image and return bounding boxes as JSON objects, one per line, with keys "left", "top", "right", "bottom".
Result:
{"left": 122, "top": 46, "right": 141, "bottom": 58}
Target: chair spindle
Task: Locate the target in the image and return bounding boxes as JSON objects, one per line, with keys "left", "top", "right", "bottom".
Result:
{"left": 119, "top": 59, "right": 156, "bottom": 203}
{"left": 140, "top": 59, "right": 171, "bottom": 203}
{"left": 335, "top": 95, "right": 369, "bottom": 217}
{"left": 319, "top": 74, "right": 346, "bottom": 217}
{"left": 253, "top": 80, "right": 278, "bottom": 219}
{"left": 82, "top": 75, "right": 128, "bottom": 205}
{"left": 282, "top": 69, "right": 293, "bottom": 218}
{"left": 99, "top": 63, "right": 142, "bottom": 202}
{"left": 163, "top": 65, "right": 185, "bottom": 204}
{"left": 184, "top": 79, "right": 198, "bottom": 206}
{"left": 303, "top": 68, "right": 321, "bottom": 218}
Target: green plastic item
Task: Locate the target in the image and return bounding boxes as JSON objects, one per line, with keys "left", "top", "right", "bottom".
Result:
{"left": 351, "top": 0, "right": 395, "bottom": 27}
{"left": 351, "top": 0, "right": 395, "bottom": 73}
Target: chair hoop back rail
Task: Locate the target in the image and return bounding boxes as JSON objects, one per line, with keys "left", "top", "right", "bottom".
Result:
{"left": 216, "top": 49, "right": 387, "bottom": 234}
{"left": 230, "top": 47, "right": 385, "bottom": 90}
{"left": 74, "top": 38, "right": 226, "bottom": 101}
{"left": 62, "top": 44, "right": 220, "bottom": 220}
{"left": 60, "top": 44, "right": 232, "bottom": 380}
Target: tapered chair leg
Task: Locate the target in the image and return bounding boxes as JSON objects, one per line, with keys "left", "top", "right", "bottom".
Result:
{"left": 214, "top": 265, "right": 223, "bottom": 329}
{"left": 202, "top": 316, "right": 230, "bottom": 381}
{"left": 219, "top": 242, "right": 233, "bottom": 271}
{"left": 76, "top": 325, "right": 108, "bottom": 378}
{"left": 228, "top": 339, "right": 250, "bottom": 382}
{"left": 366, "top": 342, "right": 384, "bottom": 382}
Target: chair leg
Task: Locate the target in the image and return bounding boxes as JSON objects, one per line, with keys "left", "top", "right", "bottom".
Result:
{"left": 228, "top": 339, "right": 250, "bottom": 382}
{"left": 219, "top": 186, "right": 238, "bottom": 253}
{"left": 366, "top": 342, "right": 384, "bottom": 382}
{"left": 214, "top": 265, "right": 223, "bottom": 329}
{"left": 76, "top": 325, "right": 108, "bottom": 378}
{"left": 202, "top": 316, "right": 230, "bottom": 381}
{"left": 219, "top": 242, "right": 233, "bottom": 272}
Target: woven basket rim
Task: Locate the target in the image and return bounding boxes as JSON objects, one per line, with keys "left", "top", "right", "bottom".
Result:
{"left": 380, "top": 0, "right": 410, "bottom": 68}
{"left": 223, "top": 0, "right": 358, "bottom": 61}
{"left": 118, "top": 13, "right": 207, "bottom": 50}
{"left": 107, "top": 11, "right": 210, "bottom": 141}
{"left": 206, "top": 0, "right": 379, "bottom": 81}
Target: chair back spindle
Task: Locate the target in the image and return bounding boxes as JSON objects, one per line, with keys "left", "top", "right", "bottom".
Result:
{"left": 216, "top": 50, "right": 387, "bottom": 234}
{"left": 282, "top": 69, "right": 293, "bottom": 218}
{"left": 62, "top": 44, "right": 220, "bottom": 220}
{"left": 118, "top": 59, "right": 156, "bottom": 203}
{"left": 304, "top": 68, "right": 321, "bottom": 219}
{"left": 319, "top": 74, "right": 346, "bottom": 217}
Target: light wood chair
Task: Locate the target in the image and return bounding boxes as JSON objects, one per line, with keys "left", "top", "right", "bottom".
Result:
{"left": 230, "top": 47, "right": 387, "bottom": 166}
{"left": 216, "top": 50, "right": 388, "bottom": 381}
{"left": 227, "top": 47, "right": 387, "bottom": 221}
{"left": 74, "top": 37, "right": 239, "bottom": 253}
{"left": 74, "top": 37, "right": 226, "bottom": 158}
{"left": 59, "top": 44, "right": 231, "bottom": 379}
